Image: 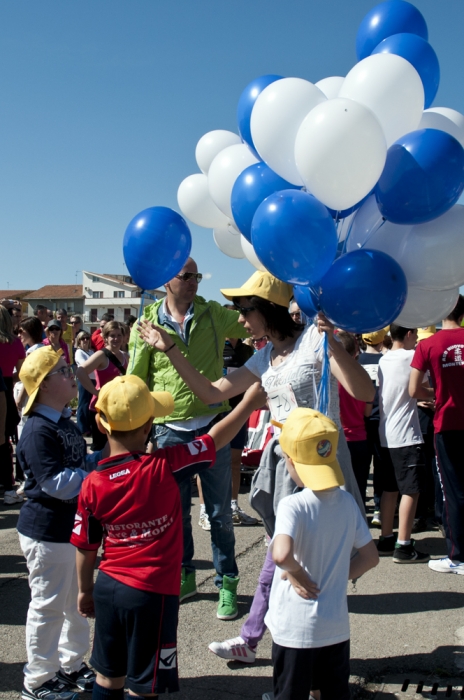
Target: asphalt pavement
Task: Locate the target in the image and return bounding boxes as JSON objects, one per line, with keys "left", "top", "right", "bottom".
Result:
{"left": 1, "top": 481, "right": 463, "bottom": 700}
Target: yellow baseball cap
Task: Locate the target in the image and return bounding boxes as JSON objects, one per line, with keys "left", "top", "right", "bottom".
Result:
{"left": 19, "top": 346, "right": 63, "bottom": 416}
{"left": 362, "top": 328, "right": 388, "bottom": 345}
{"left": 279, "top": 408, "right": 344, "bottom": 490}
{"left": 417, "top": 325, "right": 436, "bottom": 342}
{"left": 221, "top": 271, "right": 293, "bottom": 308}
{"left": 96, "top": 375, "right": 174, "bottom": 434}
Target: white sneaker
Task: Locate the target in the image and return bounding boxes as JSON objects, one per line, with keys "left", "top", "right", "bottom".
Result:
{"left": 209, "top": 636, "right": 257, "bottom": 663}
{"left": 231, "top": 502, "right": 259, "bottom": 526}
{"left": 4, "top": 490, "right": 24, "bottom": 505}
{"left": 198, "top": 511, "right": 211, "bottom": 531}
{"left": 16, "top": 481, "right": 25, "bottom": 496}
{"left": 371, "top": 510, "right": 381, "bottom": 527}
{"left": 428, "top": 557, "right": 464, "bottom": 575}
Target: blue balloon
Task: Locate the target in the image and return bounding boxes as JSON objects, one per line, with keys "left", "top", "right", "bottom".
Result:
{"left": 293, "top": 285, "right": 320, "bottom": 317}
{"left": 318, "top": 249, "right": 407, "bottom": 333}
{"left": 375, "top": 129, "right": 464, "bottom": 225}
{"left": 356, "top": 0, "right": 427, "bottom": 61}
{"left": 123, "top": 207, "right": 191, "bottom": 290}
{"left": 237, "top": 75, "right": 284, "bottom": 156}
{"left": 372, "top": 33, "right": 439, "bottom": 108}
{"left": 231, "top": 163, "right": 299, "bottom": 242}
{"left": 251, "top": 190, "right": 337, "bottom": 287}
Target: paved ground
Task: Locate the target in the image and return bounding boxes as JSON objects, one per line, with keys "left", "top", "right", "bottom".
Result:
{"left": 1, "top": 480, "right": 463, "bottom": 700}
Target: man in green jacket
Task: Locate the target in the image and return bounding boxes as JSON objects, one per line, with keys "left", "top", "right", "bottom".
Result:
{"left": 129, "top": 257, "right": 249, "bottom": 619}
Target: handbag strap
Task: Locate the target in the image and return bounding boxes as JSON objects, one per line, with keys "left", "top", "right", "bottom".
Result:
{"left": 103, "top": 348, "right": 127, "bottom": 375}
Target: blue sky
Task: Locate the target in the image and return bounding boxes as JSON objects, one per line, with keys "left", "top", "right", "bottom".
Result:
{"left": 1, "top": 1, "right": 463, "bottom": 302}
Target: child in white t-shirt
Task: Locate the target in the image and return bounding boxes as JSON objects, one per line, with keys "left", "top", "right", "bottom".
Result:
{"left": 265, "top": 408, "right": 378, "bottom": 700}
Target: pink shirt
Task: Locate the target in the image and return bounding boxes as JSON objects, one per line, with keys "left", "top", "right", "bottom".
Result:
{"left": 90, "top": 353, "right": 128, "bottom": 411}
{"left": 42, "top": 338, "right": 70, "bottom": 365}
{"left": 0, "top": 337, "right": 26, "bottom": 377}
{"left": 338, "top": 382, "right": 367, "bottom": 442}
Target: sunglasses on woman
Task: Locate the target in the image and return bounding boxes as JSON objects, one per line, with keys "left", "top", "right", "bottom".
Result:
{"left": 233, "top": 303, "right": 256, "bottom": 317}
{"left": 175, "top": 272, "right": 203, "bottom": 282}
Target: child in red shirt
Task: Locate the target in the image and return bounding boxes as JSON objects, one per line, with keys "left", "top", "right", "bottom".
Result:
{"left": 71, "top": 374, "right": 264, "bottom": 699}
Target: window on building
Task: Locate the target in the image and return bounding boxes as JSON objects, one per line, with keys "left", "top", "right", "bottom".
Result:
{"left": 91, "top": 276, "right": 99, "bottom": 283}
{"left": 90, "top": 309, "right": 98, "bottom": 322}
{"left": 124, "top": 308, "right": 131, "bottom": 321}
{"left": 107, "top": 308, "right": 114, "bottom": 316}
{"left": 67, "top": 303, "right": 75, "bottom": 313}
{"left": 92, "top": 291, "right": 103, "bottom": 299}
{"left": 113, "top": 291, "right": 125, "bottom": 298}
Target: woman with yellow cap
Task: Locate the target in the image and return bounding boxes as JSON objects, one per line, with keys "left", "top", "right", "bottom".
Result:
{"left": 138, "top": 270, "right": 375, "bottom": 663}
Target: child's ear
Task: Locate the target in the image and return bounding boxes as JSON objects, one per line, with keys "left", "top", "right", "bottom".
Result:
{"left": 95, "top": 414, "right": 108, "bottom": 435}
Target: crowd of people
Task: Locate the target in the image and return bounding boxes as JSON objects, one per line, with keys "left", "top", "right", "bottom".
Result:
{"left": 0, "top": 262, "right": 463, "bottom": 700}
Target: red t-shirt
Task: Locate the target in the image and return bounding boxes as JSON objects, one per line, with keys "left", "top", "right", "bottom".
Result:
{"left": 0, "top": 337, "right": 26, "bottom": 377}
{"left": 411, "top": 329, "right": 464, "bottom": 432}
{"left": 91, "top": 329, "right": 104, "bottom": 351}
{"left": 338, "top": 382, "right": 367, "bottom": 442}
{"left": 71, "top": 435, "right": 216, "bottom": 594}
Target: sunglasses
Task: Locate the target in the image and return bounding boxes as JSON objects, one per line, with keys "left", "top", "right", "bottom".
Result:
{"left": 175, "top": 272, "right": 203, "bottom": 282}
{"left": 70, "top": 321, "right": 80, "bottom": 324}
{"left": 46, "top": 366, "right": 75, "bottom": 380}
{"left": 80, "top": 336, "right": 90, "bottom": 341}
{"left": 233, "top": 303, "right": 256, "bottom": 317}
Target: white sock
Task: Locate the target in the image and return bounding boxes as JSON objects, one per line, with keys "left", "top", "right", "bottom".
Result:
{"left": 397, "top": 539, "right": 410, "bottom": 546}
{"left": 231, "top": 500, "right": 238, "bottom": 508}
{"left": 200, "top": 504, "right": 206, "bottom": 514}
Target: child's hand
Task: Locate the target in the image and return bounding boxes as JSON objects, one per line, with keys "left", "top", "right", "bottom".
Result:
{"left": 78, "top": 591, "right": 95, "bottom": 618}
{"left": 243, "top": 382, "right": 267, "bottom": 410}
{"left": 137, "top": 320, "right": 173, "bottom": 352}
{"left": 282, "top": 569, "right": 319, "bottom": 600}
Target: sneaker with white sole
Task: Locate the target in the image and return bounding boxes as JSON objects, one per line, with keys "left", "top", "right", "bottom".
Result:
{"left": 22, "top": 677, "right": 79, "bottom": 700}
{"left": 56, "top": 663, "right": 96, "bottom": 691}
{"left": 209, "top": 636, "right": 256, "bottom": 663}
{"left": 198, "top": 510, "right": 211, "bottom": 531}
{"left": 371, "top": 510, "right": 381, "bottom": 527}
{"left": 4, "top": 489, "right": 24, "bottom": 505}
{"left": 428, "top": 557, "right": 464, "bottom": 575}
{"left": 393, "top": 541, "right": 430, "bottom": 564}
{"left": 231, "top": 502, "right": 259, "bottom": 526}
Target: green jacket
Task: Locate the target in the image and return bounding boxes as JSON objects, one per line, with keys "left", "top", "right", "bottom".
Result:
{"left": 128, "top": 295, "right": 249, "bottom": 423}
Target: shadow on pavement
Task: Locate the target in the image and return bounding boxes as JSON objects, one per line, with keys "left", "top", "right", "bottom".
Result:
{"left": 348, "top": 591, "right": 464, "bottom": 615}
{"left": 351, "top": 645, "right": 463, "bottom": 677}
{"left": 0, "top": 554, "right": 28, "bottom": 577}
{"left": 0, "top": 577, "right": 29, "bottom": 625}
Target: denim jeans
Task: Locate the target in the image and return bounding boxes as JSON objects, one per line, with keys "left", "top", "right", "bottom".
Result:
{"left": 76, "top": 380, "right": 94, "bottom": 435}
{"left": 154, "top": 422, "right": 238, "bottom": 588}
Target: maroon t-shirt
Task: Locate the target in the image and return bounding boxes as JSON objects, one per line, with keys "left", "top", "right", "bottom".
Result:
{"left": 71, "top": 435, "right": 216, "bottom": 594}
{"left": 411, "top": 329, "right": 464, "bottom": 432}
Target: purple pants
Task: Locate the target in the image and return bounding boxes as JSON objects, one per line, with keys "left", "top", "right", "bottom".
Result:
{"left": 240, "top": 546, "right": 276, "bottom": 648}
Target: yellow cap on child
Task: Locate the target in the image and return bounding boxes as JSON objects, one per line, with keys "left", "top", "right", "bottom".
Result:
{"left": 279, "top": 408, "right": 345, "bottom": 490}
{"left": 96, "top": 375, "right": 174, "bottom": 434}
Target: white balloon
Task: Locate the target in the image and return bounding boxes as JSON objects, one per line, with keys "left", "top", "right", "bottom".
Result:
{"left": 394, "top": 205, "right": 464, "bottom": 291}
{"left": 294, "top": 98, "right": 387, "bottom": 210}
{"left": 195, "top": 130, "right": 242, "bottom": 174}
{"left": 177, "top": 174, "right": 229, "bottom": 228}
{"left": 208, "top": 144, "right": 259, "bottom": 220}
{"left": 250, "top": 77, "right": 326, "bottom": 185}
{"left": 395, "top": 287, "right": 459, "bottom": 327}
{"left": 241, "top": 236, "right": 267, "bottom": 271}
{"left": 345, "top": 195, "right": 411, "bottom": 255}
{"left": 339, "top": 54, "right": 424, "bottom": 147}
{"left": 315, "top": 76, "right": 344, "bottom": 100}
{"left": 213, "top": 222, "right": 246, "bottom": 259}
{"left": 419, "top": 107, "right": 464, "bottom": 149}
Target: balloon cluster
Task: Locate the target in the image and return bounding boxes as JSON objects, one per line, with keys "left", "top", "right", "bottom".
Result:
{"left": 177, "top": 0, "right": 464, "bottom": 332}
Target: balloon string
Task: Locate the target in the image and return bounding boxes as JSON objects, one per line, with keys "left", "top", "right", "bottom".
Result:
{"left": 360, "top": 217, "right": 386, "bottom": 250}
{"left": 316, "top": 332, "right": 330, "bottom": 416}
{"left": 130, "top": 289, "right": 146, "bottom": 373}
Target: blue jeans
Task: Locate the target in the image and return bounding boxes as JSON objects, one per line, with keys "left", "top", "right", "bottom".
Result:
{"left": 154, "top": 422, "right": 238, "bottom": 588}
{"left": 76, "top": 379, "right": 95, "bottom": 435}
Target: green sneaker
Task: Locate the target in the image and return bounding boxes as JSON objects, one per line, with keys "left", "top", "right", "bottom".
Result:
{"left": 180, "top": 568, "right": 197, "bottom": 602}
{"left": 217, "top": 575, "right": 239, "bottom": 620}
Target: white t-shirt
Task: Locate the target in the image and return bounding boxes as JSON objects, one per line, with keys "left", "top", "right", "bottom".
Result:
{"left": 75, "top": 348, "right": 96, "bottom": 380}
{"left": 265, "top": 488, "right": 371, "bottom": 649}
{"left": 245, "top": 324, "right": 341, "bottom": 429}
{"left": 378, "top": 349, "right": 423, "bottom": 448}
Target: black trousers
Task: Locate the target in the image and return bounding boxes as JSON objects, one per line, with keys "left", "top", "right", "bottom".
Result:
{"left": 347, "top": 440, "right": 371, "bottom": 504}
{"left": 435, "top": 431, "right": 464, "bottom": 562}
{"left": 272, "top": 639, "right": 350, "bottom": 700}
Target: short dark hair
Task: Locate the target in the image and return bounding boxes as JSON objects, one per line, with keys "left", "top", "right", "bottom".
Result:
{"left": 20, "top": 316, "right": 44, "bottom": 345}
{"left": 248, "top": 296, "right": 303, "bottom": 341}
{"left": 390, "top": 324, "right": 416, "bottom": 342}
{"left": 101, "top": 313, "right": 114, "bottom": 323}
{"left": 126, "top": 315, "right": 137, "bottom": 327}
{"left": 336, "top": 331, "right": 357, "bottom": 357}
{"left": 446, "top": 294, "right": 464, "bottom": 323}
{"left": 56, "top": 308, "right": 68, "bottom": 316}
{"left": 34, "top": 304, "right": 47, "bottom": 315}
{"left": 70, "top": 315, "right": 82, "bottom": 323}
